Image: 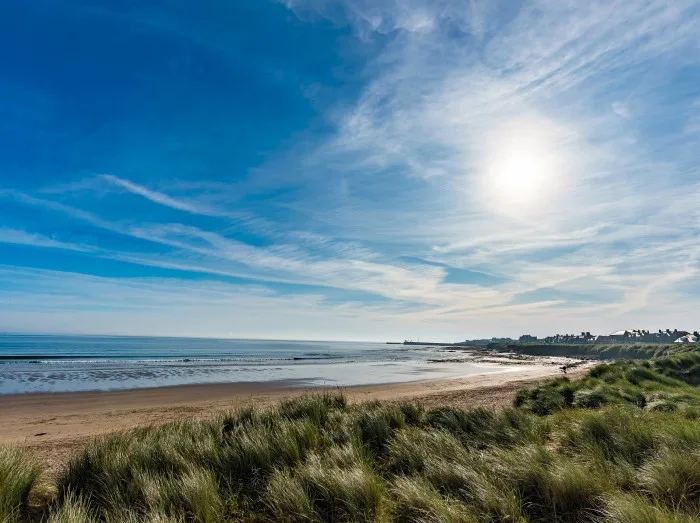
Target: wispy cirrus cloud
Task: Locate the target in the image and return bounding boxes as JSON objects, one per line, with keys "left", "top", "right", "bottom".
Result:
{"left": 0, "top": 265, "right": 418, "bottom": 340}
{"left": 100, "top": 174, "right": 222, "bottom": 216}
{"left": 0, "top": 228, "right": 93, "bottom": 252}
{"left": 274, "top": 0, "right": 700, "bottom": 326}
{"left": 5, "top": 179, "right": 696, "bottom": 324}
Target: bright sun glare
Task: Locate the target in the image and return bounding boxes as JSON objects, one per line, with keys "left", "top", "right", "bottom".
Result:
{"left": 478, "top": 115, "right": 568, "bottom": 216}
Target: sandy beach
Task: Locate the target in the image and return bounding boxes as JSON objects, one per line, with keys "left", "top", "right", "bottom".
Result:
{"left": 0, "top": 364, "right": 591, "bottom": 472}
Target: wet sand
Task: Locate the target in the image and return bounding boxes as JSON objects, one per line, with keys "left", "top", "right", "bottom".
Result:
{"left": 0, "top": 364, "right": 592, "bottom": 471}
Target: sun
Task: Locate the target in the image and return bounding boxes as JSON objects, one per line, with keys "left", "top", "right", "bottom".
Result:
{"left": 477, "top": 114, "right": 568, "bottom": 217}
{"left": 489, "top": 144, "right": 551, "bottom": 206}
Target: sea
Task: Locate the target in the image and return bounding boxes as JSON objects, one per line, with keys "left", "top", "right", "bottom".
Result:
{"left": 0, "top": 335, "right": 508, "bottom": 395}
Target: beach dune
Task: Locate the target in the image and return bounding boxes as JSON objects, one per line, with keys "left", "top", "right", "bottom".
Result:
{"left": 0, "top": 364, "right": 591, "bottom": 471}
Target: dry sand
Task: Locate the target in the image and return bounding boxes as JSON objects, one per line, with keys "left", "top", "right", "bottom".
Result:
{"left": 0, "top": 364, "right": 592, "bottom": 471}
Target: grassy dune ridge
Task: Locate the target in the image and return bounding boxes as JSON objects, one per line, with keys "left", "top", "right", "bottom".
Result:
{"left": 2, "top": 349, "right": 700, "bottom": 522}
{"left": 515, "top": 347, "right": 700, "bottom": 414}
{"left": 493, "top": 343, "right": 685, "bottom": 360}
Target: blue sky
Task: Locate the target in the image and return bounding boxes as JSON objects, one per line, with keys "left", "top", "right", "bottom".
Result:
{"left": 1, "top": 0, "right": 699, "bottom": 341}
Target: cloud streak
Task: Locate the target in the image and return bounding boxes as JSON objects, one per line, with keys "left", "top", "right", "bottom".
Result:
{"left": 0, "top": 228, "right": 93, "bottom": 252}
{"left": 101, "top": 174, "right": 221, "bottom": 216}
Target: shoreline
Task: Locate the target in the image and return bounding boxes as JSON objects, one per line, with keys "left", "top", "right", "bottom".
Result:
{"left": 0, "top": 362, "right": 520, "bottom": 400}
{"left": 0, "top": 377, "right": 314, "bottom": 402}
{"left": 0, "top": 364, "right": 594, "bottom": 472}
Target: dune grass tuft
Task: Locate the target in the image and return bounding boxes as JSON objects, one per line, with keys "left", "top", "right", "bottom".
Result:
{"left": 559, "top": 408, "right": 659, "bottom": 466}
{"left": 602, "top": 492, "right": 699, "bottom": 523}
{"left": 390, "top": 476, "right": 476, "bottom": 523}
{"left": 0, "top": 446, "right": 41, "bottom": 523}
{"left": 46, "top": 494, "right": 92, "bottom": 523}
{"left": 639, "top": 450, "right": 700, "bottom": 510}
{"left": 267, "top": 451, "right": 386, "bottom": 522}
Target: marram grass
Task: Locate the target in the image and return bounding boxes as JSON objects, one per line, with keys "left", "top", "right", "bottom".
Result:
{"left": 0, "top": 446, "right": 41, "bottom": 523}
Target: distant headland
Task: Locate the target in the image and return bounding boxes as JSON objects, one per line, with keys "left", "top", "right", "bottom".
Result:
{"left": 393, "top": 328, "right": 700, "bottom": 347}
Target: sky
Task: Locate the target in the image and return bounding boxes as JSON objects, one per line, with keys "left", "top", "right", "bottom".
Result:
{"left": 0, "top": 0, "right": 699, "bottom": 341}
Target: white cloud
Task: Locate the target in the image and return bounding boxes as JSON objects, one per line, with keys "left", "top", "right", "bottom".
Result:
{"left": 2, "top": 263, "right": 696, "bottom": 339}
{"left": 0, "top": 266, "right": 456, "bottom": 340}
{"left": 612, "top": 101, "right": 631, "bottom": 119}
{"left": 282, "top": 0, "right": 441, "bottom": 36}
{"left": 273, "top": 0, "right": 700, "bottom": 326}
{"left": 0, "top": 228, "right": 92, "bottom": 252}
{"left": 101, "top": 174, "right": 220, "bottom": 216}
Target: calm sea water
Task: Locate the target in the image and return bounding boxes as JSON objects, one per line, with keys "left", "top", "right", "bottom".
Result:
{"left": 0, "top": 335, "right": 508, "bottom": 394}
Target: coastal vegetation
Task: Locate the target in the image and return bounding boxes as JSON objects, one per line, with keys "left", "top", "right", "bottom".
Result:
{"left": 2, "top": 348, "right": 700, "bottom": 522}
{"left": 492, "top": 342, "right": 686, "bottom": 360}
{"left": 515, "top": 347, "right": 700, "bottom": 414}
{"left": 0, "top": 447, "right": 41, "bottom": 523}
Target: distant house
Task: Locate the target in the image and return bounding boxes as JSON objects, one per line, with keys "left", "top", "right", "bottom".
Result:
{"left": 519, "top": 335, "right": 538, "bottom": 342}
{"left": 596, "top": 329, "right": 690, "bottom": 344}
{"left": 490, "top": 337, "right": 514, "bottom": 344}
{"left": 544, "top": 332, "right": 594, "bottom": 344}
